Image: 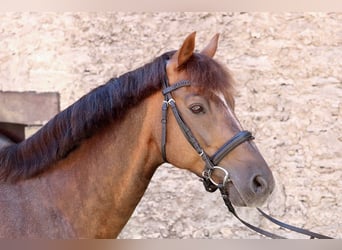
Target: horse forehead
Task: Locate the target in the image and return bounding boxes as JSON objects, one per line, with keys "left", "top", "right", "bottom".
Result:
{"left": 212, "top": 91, "right": 243, "bottom": 129}
{"left": 214, "top": 91, "right": 230, "bottom": 109}
{"left": 184, "top": 87, "right": 232, "bottom": 109}
{"left": 166, "top": 65, "right": 187, "bottom": 83}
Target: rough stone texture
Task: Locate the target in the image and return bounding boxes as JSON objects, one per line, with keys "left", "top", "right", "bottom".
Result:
{"left": 0, "top": 12, "right": 341, "bottom": 238}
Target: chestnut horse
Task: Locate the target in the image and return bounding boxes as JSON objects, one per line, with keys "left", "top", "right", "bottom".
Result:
{"left": 0, "top": 32, "right": 274, "bottom": 238}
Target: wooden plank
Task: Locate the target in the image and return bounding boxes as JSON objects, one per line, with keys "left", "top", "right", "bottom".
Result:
{"left": 0, "top": 122, "right": 25, "bottom": 142}
{"left": 0, "top": 91, "right": 60, "bottom": 125}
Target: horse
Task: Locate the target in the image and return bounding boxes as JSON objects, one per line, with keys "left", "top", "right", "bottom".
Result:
{"left": 0, "top": 32, "right": 275, "bottom": 238}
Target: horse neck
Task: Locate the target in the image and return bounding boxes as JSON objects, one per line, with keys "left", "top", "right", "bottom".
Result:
{"left": 41, "top": 96, "right": 162, "bottom": 238}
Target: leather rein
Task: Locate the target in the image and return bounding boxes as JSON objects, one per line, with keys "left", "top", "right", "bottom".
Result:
{"left": 160, "top": 74, "right": 333, "bottom": 239}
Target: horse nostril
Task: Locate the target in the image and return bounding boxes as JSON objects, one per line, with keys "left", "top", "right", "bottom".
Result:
{"left": 251, "top": 175, "right": 268, "bottom": 194}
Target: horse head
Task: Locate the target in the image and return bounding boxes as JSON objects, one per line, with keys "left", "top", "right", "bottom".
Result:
{"left": 161, "top": 32, "right": 275, "bottom": 207}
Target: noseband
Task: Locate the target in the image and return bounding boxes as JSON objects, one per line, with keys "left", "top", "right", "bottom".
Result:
{"left": 160, "top": 73, "right": 333, "bottom": 239}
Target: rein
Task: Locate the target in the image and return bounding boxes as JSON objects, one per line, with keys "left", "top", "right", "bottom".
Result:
{"left": 161, "top": 74, "right": 333, "bottom": 239}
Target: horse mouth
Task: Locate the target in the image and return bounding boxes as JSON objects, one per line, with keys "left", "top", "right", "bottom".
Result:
{"left": 225, "top": 182, "right": 248, "bottom": 207}
{"left": 225, "top": 181, "right": 270, "bottom": 207}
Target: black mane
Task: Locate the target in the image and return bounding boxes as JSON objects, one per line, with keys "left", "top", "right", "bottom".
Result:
{"left": 0, "top": 51, "right": 172, "bottom": 182}
{"left": 0, "top": 50, "right": 235, "bottom": 183}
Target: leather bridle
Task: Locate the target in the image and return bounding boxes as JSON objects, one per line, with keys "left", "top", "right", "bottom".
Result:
{"left": 160, "top": 72, "right": 333, "bottom": 239}
{"left": 161, "top": 76, "right": 254, "bottom": 193}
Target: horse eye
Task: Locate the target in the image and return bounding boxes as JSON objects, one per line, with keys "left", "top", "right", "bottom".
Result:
{"left": 190, "top": 104, "right": 205, "bottom": 114}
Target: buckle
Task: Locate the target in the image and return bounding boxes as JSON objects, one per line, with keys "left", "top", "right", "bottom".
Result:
{"left": 206, "top": 166, "right": 231, "bottom": 188}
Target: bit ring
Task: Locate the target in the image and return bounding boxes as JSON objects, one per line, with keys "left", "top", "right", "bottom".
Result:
{"left": 208, "top": 166, "right": 230, "bottom": 187}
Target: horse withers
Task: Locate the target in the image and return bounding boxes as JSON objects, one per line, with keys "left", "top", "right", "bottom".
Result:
{"left": 0, "top": 32, "right": 274, "bottom": 238}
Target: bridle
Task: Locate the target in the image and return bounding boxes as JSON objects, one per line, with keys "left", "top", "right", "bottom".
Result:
{"left": 160, "top": 71, "right": 333, "bottom": 239}
{"left": 161, "top": 77, "right": 254, "bottom": 193}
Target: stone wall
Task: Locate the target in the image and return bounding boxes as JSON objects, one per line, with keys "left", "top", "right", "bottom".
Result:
{"left": 0, "top": 12, "right": 341, "bottom": 238}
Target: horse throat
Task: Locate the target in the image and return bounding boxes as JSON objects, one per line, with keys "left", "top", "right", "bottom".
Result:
{"left": 97, "top": 100, "right": 162, "bottom": 237}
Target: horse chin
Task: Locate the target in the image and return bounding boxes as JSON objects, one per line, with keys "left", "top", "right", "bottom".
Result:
{"left": 226, "top": 183, "right": 268, "bottom": 207}
{"left": 226, "top": 184, "right": 248, "bottom": 207}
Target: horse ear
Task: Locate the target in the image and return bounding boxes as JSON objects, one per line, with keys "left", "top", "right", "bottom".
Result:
{"left": 200, "top": 33, "right": 220, "bottom": 58}
{"left": 170, "top": 32, "right": 196, "bottom": 68}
